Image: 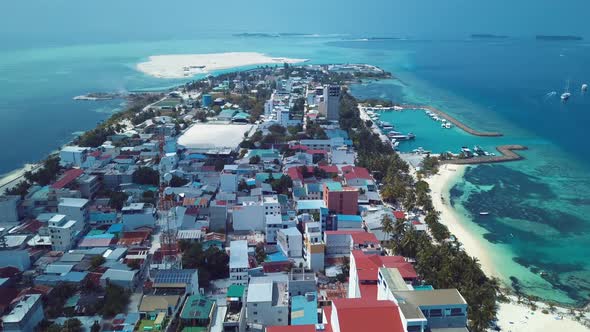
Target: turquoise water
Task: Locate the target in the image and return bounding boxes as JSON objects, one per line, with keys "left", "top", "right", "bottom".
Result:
{"left": 1, "top": 35, "right": 590, "bottom": 306}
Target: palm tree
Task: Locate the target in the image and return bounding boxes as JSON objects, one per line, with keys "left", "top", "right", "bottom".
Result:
{"left": 381, "top": 215, "right": 394, "bottom": 242}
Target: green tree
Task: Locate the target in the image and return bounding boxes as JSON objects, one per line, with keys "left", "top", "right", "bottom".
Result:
{"left": 255, "top": 242, "right": 267, "bottom": 264}
{"left": 91, "top": 321, "right": 101, "bottom": 332}
{"left": 249, "top": 155, "right": 261, "bottom": 164}
{"left": 132, "top": 167, "right": 159, "bottom": 185}
{"left": 63, "top": 318, "right": 83, "bottom": 332}
{"left": 381, "top": 214, "right": 394, "bottom": 241}
{"left": 100, "top": 284, "right": 130, "bottom": 317}
{"left": 169, "top": 175, "right": 189, "bottom": 187}
{"left": 108, "top": 191, "right": 128, "bottom": 210}
{"left": 90, "top": 255, "right": 105, "bottom": 269}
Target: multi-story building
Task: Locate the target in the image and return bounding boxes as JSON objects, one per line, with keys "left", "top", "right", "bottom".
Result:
{"left": 1, "top": 294, "right": 45, "bottom": 332}
{"left": 229, "top": 240, "right": 249, "bottom": 286}
{"left": 59, "top": 146, "right": 89, "bottom": 167}
{"left": 0, "top": 195, "right": 20, "bottom": 223}
{"left": 303, "top": 222, "right": 325, "bottom": 272}
{"left": 277, "top": 227, "right": 302, "bottom": 258}
{"left": 324, "top": 230, "right": 382, "bottom": 257}
{"left": 58, "top": 197, "right": 89, "bottom": 224}
{"left": 220, "top": 169, "right": 238, "bottom": 193}
{"left": 323, "top": 182, "right": 358, "bottom": 215}
{"left": 265, "top": 214, "right": 296, "bottom": 244}
{"left": 77, "top": 174, "right": 100, "bottom": 199}
{"left": 377, "top": 268, "right": 468, "bottom": 332}
{"left": 246, "top": 278, "right": 289, "bottom": 329}
{"left": 322, "top": 85, "right": 341, "bottom": 122}
{"left": 49, "top": 214, "right": 80, "bottom": 251}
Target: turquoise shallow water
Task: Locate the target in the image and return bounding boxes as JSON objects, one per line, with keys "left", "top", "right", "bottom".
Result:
{"left": 1, "top": 35, "right": 589, "bottom": 306}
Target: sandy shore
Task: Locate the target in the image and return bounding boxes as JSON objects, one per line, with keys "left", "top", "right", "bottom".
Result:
{"left": 0, "top": 163, "right": 40, "bottom": 193}
{"left": 137, "top": 52, "right": 307, "bottom": 78}
{"left": 425, "top": 165, "right": 590, "bottom": 331}
{"left": 425, "top": 164, "right": 498, "bottom": 277}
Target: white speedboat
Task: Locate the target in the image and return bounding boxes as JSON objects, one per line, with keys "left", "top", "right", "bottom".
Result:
{"left": 561, "top": 92, "right": 571, "bottom": 102}
{"left": 582, "top": 84, "right": 588, "bottom": 93}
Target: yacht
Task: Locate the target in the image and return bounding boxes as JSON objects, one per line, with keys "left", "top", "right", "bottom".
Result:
{"left": 387, "top": 131, "right": 403, "bottom": 137}
{"left": 441, "top": 123, "right": 452, "bottom": 129}
{"left": 412, "top": 147, "right": 431, "bottom": 154}
{"left": 473, "top": 145, "right": 484, "bottom": 154}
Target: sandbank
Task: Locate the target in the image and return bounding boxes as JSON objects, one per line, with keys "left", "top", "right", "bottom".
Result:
{"left": 137, "top": 52, "right": 307, "bottom": 78}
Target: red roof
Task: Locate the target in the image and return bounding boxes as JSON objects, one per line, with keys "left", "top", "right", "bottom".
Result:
{"left": 331, "top": 298, "right": 404, "bottom": 332}
{"left": 393, "top": 211, "right": 406, "bottom": 220}
{"left": 89, "top": 151, "right": 101, "bottom": 157}
{"left": 289, "top": 144, "right": 309, "bottom": 151}
{"left": 359, "top": 284, "right": 378, "bottom": 299}
{"left": 342, "top": 166, "right": 372, "bottom": 181}
{"left": 306, "top": 149, "right": 328, "bottom": 155}
{"left": 319, "top": 165, "right": 339, "bottom": 174}
{"left": 352, "top": 250, "right": 417, "bottom": 281}
{"left": 287, "top": 167, "right": 304, "bottom": 182}
{"left": 0, "top": 266, "right": 21, "bottom": 278}
{"left": 51, "top": 168, "right": 84, "bottom": 189}
{"left": 325, "top": 230, "right": 379, "bottom": 246}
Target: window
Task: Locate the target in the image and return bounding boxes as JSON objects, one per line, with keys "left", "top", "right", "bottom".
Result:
{"left": 253, "top": 303, "right": 257, "bottom": 307}
{"left": 450, "top": 308, "right": 465, "bottom": 316}
{"left": 430, "top": 309, "right": 442, "bottom": 317}
{"left": 253, "top": 312, "right": 258, "bottom": 315}
{"left": 278, "top": 318, "right": 282, "bottom": 322}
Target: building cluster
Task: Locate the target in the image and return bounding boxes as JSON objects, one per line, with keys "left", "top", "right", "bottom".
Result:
{"left": 0, "top": 64, "right": 467, "bottom": 332}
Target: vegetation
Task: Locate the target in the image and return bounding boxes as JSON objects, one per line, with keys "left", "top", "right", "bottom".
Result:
{"left": 44, "top": 284, "right": 77, "bottom": 318}
{"left": 249, "top": 155, "right": 261, "bottom": 164}
{"left": 255, "top": 242, "right": 267, "bottom": 264}
{"left": 100, "top": 284, "right": 130, "bottom": 317}
{"left": 269, "top": 175, "right": 293, "bottom": 196}
{"left": 420, "top": 155, "right": 440, "bottom": 176}
{"left": 90, "top": 255, "right": 106, "bottom": 269}
{"left": 132, "top": 166, "right": 160, "bottom": 186}
{"left": 180, "top": 241, "right": 229, "bottom": 288}
{"left": 169, "top": 175, "right": 189, "bottom": 187}
{"left": 108, "top": 190, "right": 129, "bottom": 210}
{"left": 5, "top": 155, "right": 63, "bottom": 197}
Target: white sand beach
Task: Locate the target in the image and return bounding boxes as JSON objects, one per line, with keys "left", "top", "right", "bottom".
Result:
{"left": 0, "top": 163, "right": 40, "bottom": 193}
{"left": 137, "top": 52, "right": 307, "bottom": 78}
{"left": 425, "top": 164, "right": 498, "bottom": 277}
{"left": 425, "top": 165, "right": 590, "bottom": 331}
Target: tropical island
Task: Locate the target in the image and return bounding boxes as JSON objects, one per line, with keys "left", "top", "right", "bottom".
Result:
{"left": 0, "top": 60, "right": 587, "bottom": 332}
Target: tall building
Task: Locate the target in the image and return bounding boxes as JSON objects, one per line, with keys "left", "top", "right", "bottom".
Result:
{"left": 323, "top": 182, "right": 358, "bottom": 215}
{"left": 1, "top": 294, "right": 45, "bottom": 332}
{"left": 323, "top": 85, "right": 341, "bottom": 121}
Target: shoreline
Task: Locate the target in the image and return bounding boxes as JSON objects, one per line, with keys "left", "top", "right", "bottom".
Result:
{"left": 425, "top": 165, "right": 590, "bottom": 331}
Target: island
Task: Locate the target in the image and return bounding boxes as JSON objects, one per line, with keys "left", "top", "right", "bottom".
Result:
{"left": 536, "top": 35, "right": 583, "bottom": 41}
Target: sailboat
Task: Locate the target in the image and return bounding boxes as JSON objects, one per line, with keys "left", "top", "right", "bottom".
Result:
{"left": 561, "top": 80, "right": 571, "bottom": 102}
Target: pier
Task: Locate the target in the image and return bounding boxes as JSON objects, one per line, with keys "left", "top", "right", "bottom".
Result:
{"left": 443, "top": 145, "right": 528, "bottom": 165}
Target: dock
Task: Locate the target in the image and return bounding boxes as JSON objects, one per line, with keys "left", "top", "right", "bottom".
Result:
{"left": 443, "top": 145, "right": 528, "bottom": 165}
{"left": 399, "top": 105, "right": 503, "bottom": 137}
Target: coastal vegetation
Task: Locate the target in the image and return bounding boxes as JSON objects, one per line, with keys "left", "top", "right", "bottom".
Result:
{"left": 339, "top": 89, "right": 499, "bottom": 331}
{"left": 5, "top": 155, "right": 62, "bottom": 197}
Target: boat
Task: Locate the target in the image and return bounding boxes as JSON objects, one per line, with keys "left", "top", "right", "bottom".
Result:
{"left": 412, "top": 147, "right": 431, "bottom": 154}
{"left": 479, "top": 212, "right": 490, "bottom": 216}
{"left": 582, "top": 84, "right": 588, "bottom": 93}
{"left": 387, "top": 131, "right": 403, "bottom": 137}
{"left": 441, "top": 123, "right": 452, "bottom": 129}
{"left": 473, "top": 145, "right": 484, "bottom": 154}
{"left": 561, "top": 80, "right": 571, "bottom": 102}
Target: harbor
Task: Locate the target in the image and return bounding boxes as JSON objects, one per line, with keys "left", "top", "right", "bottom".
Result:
{"left": 360, "top": 104, "right": 529, "bottom": 165}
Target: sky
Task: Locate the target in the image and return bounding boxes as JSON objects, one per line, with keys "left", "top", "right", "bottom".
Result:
{"left": 1, "top": 0, "right": 589, "bottom": 47}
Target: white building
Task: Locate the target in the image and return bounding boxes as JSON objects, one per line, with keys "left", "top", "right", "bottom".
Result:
{"left": 277, "top": 227, "right": 302, "bottom": 258}
{"left": 160, "top": 153, "right": 178, "bottom": 174}
{"left": 303, "top": 222, "right": 325, "bottom": 272}
{"left": 233, "top": 197, "right": 279, "bottom": 232}
{"left": 246, "top": 278, "right": 289, "bottom": 329}
{"left": 49, "top": 214, "right": 80, "bottom": 251}
{"left": 59, "top": 146, "right": 89, "bottom": 167}
{"left": 229, "top": 240, "right": 249, "bottom": 286}
{"left": 121, "top": 203, "right": 156, "bottom": 231}
{"left": 0, "top": 195, "right": 20, "bottom": 223}
{"left": 58, "top": 198, "right": 89, "bottom": 224}
{"left": 331, "top": 146, "right": 356, "bottom": 165}
{"left": 265, "top": 214, "right": 296, "bottom": 244}
{"left": 100, "top": 268, "right": 138, "bottom": 290}
{"left": 1, "top": 294, "right": 44, "bottom": 332}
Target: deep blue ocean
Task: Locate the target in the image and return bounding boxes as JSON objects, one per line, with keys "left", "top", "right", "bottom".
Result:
{"left": 1, "top": 35, "right": 589, "bottom": 306}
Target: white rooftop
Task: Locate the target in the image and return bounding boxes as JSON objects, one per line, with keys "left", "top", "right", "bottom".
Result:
{"left": 246, "top": 281, "right": 273, "bottom": 303}
{"left": 229, "top": 240, "right": 249, "bottom": 269}
{"left": 59, "top": 197, "right": 89, "bottom": 208}
{"left": 177, "top": 123, "right": 253, "bottom": 150}
{"left": 2, "top": 294, "right": 41, "bottom": 323}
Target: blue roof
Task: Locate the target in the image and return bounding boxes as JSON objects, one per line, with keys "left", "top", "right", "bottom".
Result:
{"left": 291, "top": 293, "right": 319, "bottom": 325}
{"left": 90, "top": 211, "right": 117, "bottom": 222}
{"left": 266, "top": 251, "right": 288, "bottom": 262}
{"left": 293, "top": 187, "right": 307, "bottom": 198}
{"left": 337, "top": 214, "right": 363, "bottom": 222}
{"left": 305, "top": 183, "right": 322, "bottom": 193}
{"left": 297, "top": 200, "right": 326, "bottom": 211}
{"left": 187, "top": 153, "right": 207, "bottom": 160}
{"left": 325, "top": 182, "right": 343, "bottom": 191}
{"left": 107, "top": 223, "right": 123, "bottom": 233}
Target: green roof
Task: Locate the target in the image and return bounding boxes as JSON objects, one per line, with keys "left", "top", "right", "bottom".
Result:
{"left": 325, "top": 181, "right": 343, "bottom": 191}
{"left": 227, "top": 284, "right": 246, "bottom": 298}
{"left": 64, "top": 294, "right": 80, "bottom": 308}
{"left": 182, "top": 328, "right": 207, "bottom": 332}
{"left": 180, "top": 294, "right": 215, "bottom": 320}
{"left": 88, "top": 229, "right": 105, "bottom": 236}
